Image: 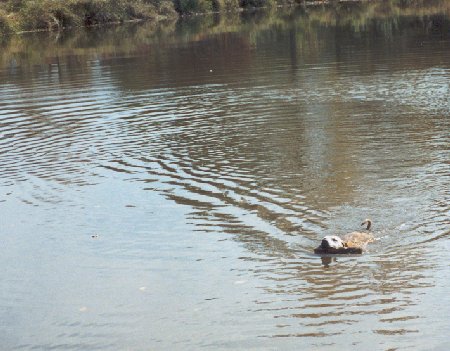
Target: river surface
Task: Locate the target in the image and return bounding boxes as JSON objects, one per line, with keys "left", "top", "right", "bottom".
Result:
{"left": 1, "top": 2, "right": 449, "bottom": 350}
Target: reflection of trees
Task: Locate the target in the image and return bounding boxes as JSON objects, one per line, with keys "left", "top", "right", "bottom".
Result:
{"left": 2, "top": 0, "right": 450, "bottom": 76}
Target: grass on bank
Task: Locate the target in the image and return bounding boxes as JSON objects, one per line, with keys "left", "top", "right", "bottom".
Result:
{"left": 0, "top": 0, "right": 302, "bottom": 33}
{"left": 1, "top": 0, "right": 446, "bottom": 33}
{"left": 0, "top": 0, "right": 178, "bottom": 33}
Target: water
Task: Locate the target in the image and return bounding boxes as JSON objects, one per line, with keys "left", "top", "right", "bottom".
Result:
{"left": 1, "top": 2, "right": 449, "bottom": 350}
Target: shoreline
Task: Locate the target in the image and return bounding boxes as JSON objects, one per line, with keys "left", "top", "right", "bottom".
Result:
{"left": 0, "top": 0, "right": 371, "bottom": 35}
{"left": 0, "top": 0, "right": 446, "bottom": 35}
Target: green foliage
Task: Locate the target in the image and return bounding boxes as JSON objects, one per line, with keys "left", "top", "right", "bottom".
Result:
{"left": 240, "top": 0, "right": 276, "bottom": 8}
{"left": 174, "top": 0, "right": 213, "bottom": 14}
{"left": 212, "top": 0, "right": 240, "bottom": 12}
{"left": 4, "top": 0, "right": 445, "bottom": 34}
{"left": 18, "top": 0, "right": 81, "bottom": 31}
{"left": 70, "top": 0, "right": 135, "bottom": 25}
{"left": 5, "top": 0, "right": 173, "bottom": 32}
{"left": 0, "top": 8, "right": 12, "bottom": 33}
{"left": 157, "top": 0, "right": 178, "bottom": 17}
{"left": 5, "top": 0, "right": 27, "bottom": 12}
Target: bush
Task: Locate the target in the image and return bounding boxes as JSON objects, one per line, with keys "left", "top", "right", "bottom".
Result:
{"left": 5, "top": 0, "right": 26, "bottom": 12}
{"left": 70, "top": 0, "right": 160, "bottom": 25}
{"left": 126, "top": 1, "right": 160, "bottom": 19}
{"left": 212, "top": 0, "right": 239, "bottom": 12}
{"left": 240, "top": 0, "right": 275, "bottom": 8}
{"left": 157, "top": 0, "right": 178, "bottom": 17}
{"left": 71, "top": 0, "right": 119, "bottom": 25}
{"left": 0, "top": 9, "right": 12, "bottom": 33}
{"left": 18, "top": 0, "right": 81, "bottom": 31}
{"left": 174, "top": 0, "right": 213, "bottom": 14}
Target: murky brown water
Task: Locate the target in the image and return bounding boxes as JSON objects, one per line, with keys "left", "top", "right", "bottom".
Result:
{"left": 1, "top": 2, "right": 449, "bottom": 350}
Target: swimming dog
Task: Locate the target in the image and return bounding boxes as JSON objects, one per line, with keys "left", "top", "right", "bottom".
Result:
{"left": 314, "top": 219, "right": 374, "bottom": 254}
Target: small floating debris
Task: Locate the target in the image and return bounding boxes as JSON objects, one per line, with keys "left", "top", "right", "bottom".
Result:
{"left": 139, "top": 287, "right": 147, "bottom": 292}
{"left": 79, "top": 306, "right": 88, "bottom": 312}
{"left": 91, "top": 234, "right": 99, "bottom": 239}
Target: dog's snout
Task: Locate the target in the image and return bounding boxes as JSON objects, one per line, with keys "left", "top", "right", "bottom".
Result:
{"left": 321, "top": 239, "right": 329, "bottom": 248}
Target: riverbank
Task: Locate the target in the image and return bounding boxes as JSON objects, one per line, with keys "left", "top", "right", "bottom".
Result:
{"left": 0, "top": 0, "right": 448, "bottom": 34}
{"left": 2, "top": 0, "right": 449, "bottom": 69}
{"left": 0, "top": 0, "right": 177, "bottom": 33}
{"left": 0, "top": 0, "right": 359, "bottom": 34}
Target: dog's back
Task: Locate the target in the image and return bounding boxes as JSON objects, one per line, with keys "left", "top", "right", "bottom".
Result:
{"left": 343, "top": 231, "right": 374, "bottom": 249}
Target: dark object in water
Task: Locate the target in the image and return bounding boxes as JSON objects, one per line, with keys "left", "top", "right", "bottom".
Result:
{"left": 314, "top": 246, "right": 363, "bottom": 254}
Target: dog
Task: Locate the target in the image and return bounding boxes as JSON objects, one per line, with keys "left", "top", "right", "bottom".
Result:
{"left": 314, "top": 219, "right": 374, "bottom": 254}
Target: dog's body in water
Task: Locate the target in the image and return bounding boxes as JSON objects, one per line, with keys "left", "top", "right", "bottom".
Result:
{"left": 315, "top": 219, "right": 374, "bottom": 254}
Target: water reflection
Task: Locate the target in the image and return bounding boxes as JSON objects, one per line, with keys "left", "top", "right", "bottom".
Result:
{"left": 1, "top": 1, "right": 449, "bottom": 350}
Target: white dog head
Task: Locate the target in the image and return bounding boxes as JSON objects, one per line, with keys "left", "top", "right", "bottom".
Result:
{"left": 320, "top": 235, "right": 345, "bottom": 249}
